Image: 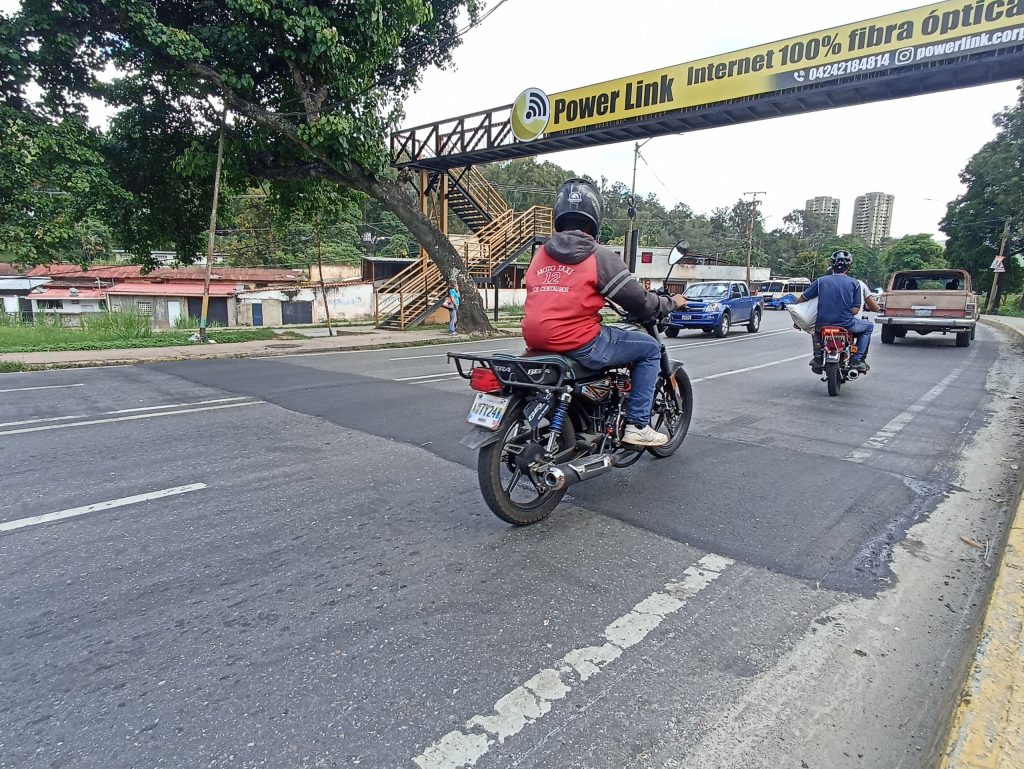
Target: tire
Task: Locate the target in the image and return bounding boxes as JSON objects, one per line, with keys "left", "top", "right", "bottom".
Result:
{"left": 825, "top": 361, "right": 841, "bottom": 396}
{"left": 895, "top": 328, "right": 908, "bottom": 338}
{"left": 713, "top": 312, "right": 730, "bottom": 338}
{"left": 665, "top": 326, "right": 679, "bottom": 338}
{"left": 746, "top": 308, "right": 761, "bottom": 333}
{"left": 881, "top": 325, "right": 896, "bottom": 344}
{"left": 478, "top": 404, "right": 576, "bottom": 526}
{"left": 647, "top": 364, "right": 694, "bottom": 458}
{"left": 956, "top": 331, "right": 970, "bottom": 347}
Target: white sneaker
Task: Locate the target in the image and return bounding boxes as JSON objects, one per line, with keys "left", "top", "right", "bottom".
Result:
{"left": 622, "top": 424, "right": 669, "bottom": 447}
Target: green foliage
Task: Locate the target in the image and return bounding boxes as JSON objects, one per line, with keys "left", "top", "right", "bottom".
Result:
{"left": 0, "top": 310, "right": 277, "bottom": 352}
{"left": 879, "top": 234, "right": 947, "bottom": 278}
{"left": 0, "top": 107, "right": 131, "bottom": 266}
{"left": 942, "top": 84, "right": 1024, "bottom": 299}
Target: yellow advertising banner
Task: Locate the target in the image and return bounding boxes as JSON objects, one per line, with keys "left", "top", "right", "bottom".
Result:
{"left": 512, "top": 0, "right": 1024, "bottom": 140}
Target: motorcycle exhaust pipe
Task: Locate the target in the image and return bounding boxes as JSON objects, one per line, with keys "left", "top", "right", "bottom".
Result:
{"left": 847, "top": 369, "right": 859, "bottom": 380}
{"left": 544, "top": 455, "right": 614, "bottom": 490}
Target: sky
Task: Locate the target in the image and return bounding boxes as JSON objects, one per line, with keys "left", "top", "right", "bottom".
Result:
{"left": 400, "top": 0, "right": 1021, "bottom": 241}
{"left": 3, "top": 0, "right": 1019, "bottom": 241}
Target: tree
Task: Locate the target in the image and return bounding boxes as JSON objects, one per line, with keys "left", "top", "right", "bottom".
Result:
{"left": 5, "top": 0, "right": 500, "bottom": 330}
{"left": 879, "top": 234, "right": 947, "bottom": 277}
{"left": 0, "top": 107, "right": 131, "bottom": 266}
{"left": 942, "top": 84, "right": 1024, "bottom": 308}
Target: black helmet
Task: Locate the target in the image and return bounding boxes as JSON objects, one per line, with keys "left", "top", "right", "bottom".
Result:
{"left": 830, "top": 250, "right": 853, "bottom": 271}
{"left": 553, "top": 178, "right": 602, "bottom": 236}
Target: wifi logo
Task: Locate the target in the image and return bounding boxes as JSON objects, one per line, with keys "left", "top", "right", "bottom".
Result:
{"left": 511, "top": 87, "right": 550, "bottom": 142}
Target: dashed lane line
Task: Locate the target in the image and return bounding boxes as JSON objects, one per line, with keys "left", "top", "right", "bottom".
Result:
{"left": 0, "top": 483, "right": 208, "bottom": 533}
{"left": 0, "top": 400, "right": 263, "bottom": 437}
{"left": 412, "top": 553, "right": 733, "bottom": 769}
{"left": 845, "top": 354, "right": 975, "bottom": 464}
{"left": 0, "top": 397, "right": 250, "bottom": 429}
{"left": 0, "top": 383, "right": 85, "bottom": 394}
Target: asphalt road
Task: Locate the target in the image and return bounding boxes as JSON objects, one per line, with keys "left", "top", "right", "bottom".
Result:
{"left": 2, "top": 312, "right": 1022, "bottom": 769}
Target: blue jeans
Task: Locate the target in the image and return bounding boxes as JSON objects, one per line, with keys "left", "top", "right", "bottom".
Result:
{"left": 814, "top": 318, "right": 873, "bottom": 360}
{"left": 568, "top": 326, "right": 662, "bottom": 426}
{"left": 448, "top": 308, "right": 458, "bottom": 335}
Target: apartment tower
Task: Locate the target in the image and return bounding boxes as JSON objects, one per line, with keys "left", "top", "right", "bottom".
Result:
{"left": 804, "top": 196, "right": 840, "bottom": 236}
{"left": 851, "top": 192, "right": 895, "bottom": 248}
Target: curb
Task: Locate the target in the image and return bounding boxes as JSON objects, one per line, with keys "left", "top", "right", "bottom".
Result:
{"left": 940, "top": 319, "right": 1024, "bottom": 768}
{"left": 0, "top": 331, "right": 523, "bottom": 371}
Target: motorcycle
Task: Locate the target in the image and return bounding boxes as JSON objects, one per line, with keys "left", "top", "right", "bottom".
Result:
{"left": 448, "top": 244, "right": 693, "bottom": 526}
{"left": 818, "top": 325, "right": 862, "bottom": 396}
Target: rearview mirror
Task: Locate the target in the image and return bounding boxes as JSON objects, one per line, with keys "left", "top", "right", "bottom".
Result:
{"left": 668, "top": 239, "right": 689, "bottom": 265}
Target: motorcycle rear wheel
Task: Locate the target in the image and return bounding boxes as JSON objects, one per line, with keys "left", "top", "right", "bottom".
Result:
{"left": 825, "top": 361, "right": 841, "bottom": 396}
{"left": 478, "top": 405, "right": 577, "bottom": 526}
{"left": 648, "top": 363, "right": 693, "bottom": 458}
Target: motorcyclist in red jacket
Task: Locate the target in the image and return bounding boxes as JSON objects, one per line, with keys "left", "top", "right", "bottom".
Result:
{"left": 522, "top": 178, "right": 687, "bottom": 446}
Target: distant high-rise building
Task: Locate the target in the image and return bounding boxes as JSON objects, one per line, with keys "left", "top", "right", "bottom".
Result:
{"left": 851, "top": 192, "right": 895, "bottom": 248}
{"left": 804, "top": 196, "right": 840, "bottom": 237}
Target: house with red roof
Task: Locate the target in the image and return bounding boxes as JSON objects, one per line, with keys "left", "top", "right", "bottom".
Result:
{"left": 27, "top": 287, "right": 107, "bottom": 325}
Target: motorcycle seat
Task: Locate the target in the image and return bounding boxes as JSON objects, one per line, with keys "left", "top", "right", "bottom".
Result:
{"left": 493, "top": 350, "right": 603, "bottom": 384}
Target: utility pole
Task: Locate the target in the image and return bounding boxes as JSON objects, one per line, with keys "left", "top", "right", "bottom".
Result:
{"left": 316, "top": 217, "right": 334, "bottom": 337}
{"left": 743, "top": 191, "right": 766, "bottom": 288}
{"left": 199, "top": 107, "right": 228, "bottom": 343}
{"left": 625, "top": 138, "right": 652, "bottom": 273}
{"left": 987, "top": 214, "right": 1017, "bottom": 314}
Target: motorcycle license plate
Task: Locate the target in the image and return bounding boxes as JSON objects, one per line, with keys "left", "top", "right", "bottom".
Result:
{"left": 467, "top": 393, "right": 510, "bottom": 430}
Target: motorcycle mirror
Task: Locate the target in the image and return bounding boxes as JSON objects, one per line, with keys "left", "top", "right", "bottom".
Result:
{"left": 668, "top": 239, "right": 689, "bottom": 265}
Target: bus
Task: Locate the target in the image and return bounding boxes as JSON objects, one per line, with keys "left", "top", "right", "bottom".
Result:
{"left": 756, "top": 277, "right": 810, "bottom": 309}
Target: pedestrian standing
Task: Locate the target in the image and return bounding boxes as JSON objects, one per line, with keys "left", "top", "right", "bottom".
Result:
{"left": 443, "top": 281, "right": 461, "bottom": 336}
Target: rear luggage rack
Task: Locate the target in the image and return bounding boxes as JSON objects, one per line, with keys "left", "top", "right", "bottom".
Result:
{"left": 448, "top": 352, "right": 569, "bottom": 390}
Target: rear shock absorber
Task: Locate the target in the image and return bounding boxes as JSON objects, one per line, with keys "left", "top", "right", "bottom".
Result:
{"left": 546, "top": 387, "right": 573, "bottom": 454}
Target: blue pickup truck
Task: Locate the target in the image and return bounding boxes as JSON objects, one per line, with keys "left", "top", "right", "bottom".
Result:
{"left": 665, "top": 280, "right": 763, "bottom": 338}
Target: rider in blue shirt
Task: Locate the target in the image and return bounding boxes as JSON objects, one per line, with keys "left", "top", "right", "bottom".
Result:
{"left": 798, "top": 250, "right": 874, "bottom": 374}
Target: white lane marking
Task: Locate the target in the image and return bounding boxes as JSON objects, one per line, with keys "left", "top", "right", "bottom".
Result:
{"left": 106, "top": 396, "right": 249, "bottom": 414}
{"left": 665, "top": 328, "right": 794, "bottom": 351}
{"left": 0, "top": 383, "right": 85, "bottom": 393}
{"left": 390, "top": 348, "right": 511, "bottom": 361}
{"left": 0, "top": 483, "right": 208, "bottom": 533}
{"left": 412, "top": 553, "right": 733, "bottom": 769}
{"left": 0, "top": 400, "right": 262, "bottom": 436}
{"left": 846, "top": 358, "right": 973, "bottom": 464}
{"left": 394, "top": 372, "right": 463, "bottom": 382}
{"left": 690, "top": 354, "right": 807, "bottom": 383}
{"left": 0, "top": 397, "right": 249, "bottom": 428}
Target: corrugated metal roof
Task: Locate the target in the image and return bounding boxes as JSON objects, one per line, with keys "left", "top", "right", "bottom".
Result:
{"left": 27, "top": 264, "right": 306, "bottom": 283}
{"left": 106, "top": 282, "right": 238, "bottom": 297}
{"left": 29, "top": 287, "right": 105, "bottom": 299}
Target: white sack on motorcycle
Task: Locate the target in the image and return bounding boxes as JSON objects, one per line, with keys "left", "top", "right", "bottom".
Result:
{"left": 786, "top": 298, "right": 817, "bottom": 334}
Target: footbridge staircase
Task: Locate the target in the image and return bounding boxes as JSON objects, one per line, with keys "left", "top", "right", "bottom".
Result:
{"left": 374, "top": 160, "right": 551, "bottom": 330}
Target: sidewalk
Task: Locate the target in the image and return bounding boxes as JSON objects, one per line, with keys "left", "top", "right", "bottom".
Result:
{"left": 940, "top": 314, "right": 1024, "bottom": 768}
{"left": 0, "top": 326, "right": 520, "bottom": 369}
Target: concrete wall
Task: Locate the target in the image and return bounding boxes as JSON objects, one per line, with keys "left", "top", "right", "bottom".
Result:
{"left": 238, "top": 284, "right": 374, "bottom": 325}
{"left": 310, "top": 264, "right": 360, "bottom": 283}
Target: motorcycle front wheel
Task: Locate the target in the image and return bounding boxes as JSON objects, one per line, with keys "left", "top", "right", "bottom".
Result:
{"left": 648, "top": 363, "right": 693, "bottom": 458}
{"left": 478, "top": 405, "right": 577, "bottom": 526}
{"left": 825, "top": 361, "right": 842, "bottom": 396}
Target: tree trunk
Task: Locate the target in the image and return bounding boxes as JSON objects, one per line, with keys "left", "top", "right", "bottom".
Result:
{"left": 185, "top": 62, "right": 497, "bottom": 334}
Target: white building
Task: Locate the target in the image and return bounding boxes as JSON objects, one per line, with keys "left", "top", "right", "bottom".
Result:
{"left": 28, "top": 286, "right": 107, "bottom": 326}
{"left": 851, "top": 192, "right": 895, "bottom": 248}
{"left": 804, "top": 196, "right": 840, "bottom": 236}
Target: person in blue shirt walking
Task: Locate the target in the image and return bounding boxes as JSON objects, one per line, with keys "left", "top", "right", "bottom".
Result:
{"left": 797, "top": 250, "right": 874, "bottom": 374}
{"left": 444, "top": 281, "right": 461, "bottom": 336}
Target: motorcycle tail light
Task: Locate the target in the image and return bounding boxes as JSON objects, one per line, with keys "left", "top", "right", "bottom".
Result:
{"left": 471, "top": 367, "right": 503, "bottom": 394}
